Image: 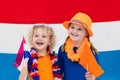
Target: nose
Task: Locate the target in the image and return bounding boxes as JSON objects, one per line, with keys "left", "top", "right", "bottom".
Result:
{"left": 37, "top": 36, "right": 42, "bottom": 41}
{"left": 72, "top": 28, "right": 77, "bottom": 34}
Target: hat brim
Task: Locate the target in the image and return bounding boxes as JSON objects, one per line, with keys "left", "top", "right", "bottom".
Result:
{"left": 63, "top": 21, "right": 93, "bottom": 37}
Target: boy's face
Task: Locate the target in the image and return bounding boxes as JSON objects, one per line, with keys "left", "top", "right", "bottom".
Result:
{"left": 68, "top": 23, "right": 88, "bottom": 45}
{"left": 32, "top": 28, "right": 51, "bottom": 52}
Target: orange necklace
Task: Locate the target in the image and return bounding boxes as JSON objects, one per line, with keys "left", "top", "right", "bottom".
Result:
{"left": 65, "top": 37, "right": 89, "bottom": 62}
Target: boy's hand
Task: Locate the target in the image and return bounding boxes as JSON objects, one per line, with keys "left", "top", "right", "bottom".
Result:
{"left": 19, "top": 66, "right": 28, "bottom": 80}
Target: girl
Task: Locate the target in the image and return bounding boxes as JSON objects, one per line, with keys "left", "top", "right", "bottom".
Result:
{"left": 19, "top": 24, "right": 62, "bottom": 80}
{"left": 58, "top": 12, "right": 104, "bottom": 80}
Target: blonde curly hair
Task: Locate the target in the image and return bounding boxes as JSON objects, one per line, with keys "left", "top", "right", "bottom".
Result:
{"left": 28, "top": 24, "right": 55, "bottom": 51}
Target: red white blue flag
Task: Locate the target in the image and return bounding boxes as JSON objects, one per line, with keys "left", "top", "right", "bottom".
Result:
{"left": 0, "top": 0, "right": 120, "bottom": 80}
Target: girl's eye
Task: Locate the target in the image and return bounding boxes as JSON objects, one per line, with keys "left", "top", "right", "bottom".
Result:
{"left": 78, "top": 28, "right": 82, "bottom": 30}
{"left": 70, "top": 26, "right": 75, "bottom": 29}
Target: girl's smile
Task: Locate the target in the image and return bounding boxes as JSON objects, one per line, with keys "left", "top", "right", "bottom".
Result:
{"left": 68, "top": 23, "right": 87, "bottom": 45}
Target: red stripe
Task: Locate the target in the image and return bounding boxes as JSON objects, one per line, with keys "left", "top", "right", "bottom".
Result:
{"left": 0, "top": 0, "right": 120, "bottom": 24}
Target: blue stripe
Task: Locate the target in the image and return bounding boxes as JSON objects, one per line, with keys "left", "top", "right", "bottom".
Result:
{"left": 0, "top": 53, "right": 19, "bottom": 80}
{"left": 0, "top": 50, "right": 120, "bottom": 80}
{"left": 97, "top": 50, "right": 120, "bottom": 80}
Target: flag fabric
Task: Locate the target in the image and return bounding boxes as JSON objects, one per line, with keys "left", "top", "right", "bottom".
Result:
{"left": 0, "top": 0, "right": 120, "bottom": 80}
{"left": 0, "top": 0, "right": 120, "bottom": 23}
{"left": 14, "top": 37, "right": 26, "bottom": 68}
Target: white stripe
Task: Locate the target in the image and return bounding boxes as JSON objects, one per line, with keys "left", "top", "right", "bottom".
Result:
{"left": 91, "top": 21, "right": 120, "bottom": 51}
{"left": 0, "top": 21, "right": 120, "bottom": 53}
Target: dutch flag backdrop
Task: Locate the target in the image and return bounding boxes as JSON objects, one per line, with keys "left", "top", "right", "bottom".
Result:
{"left": 0, "top": 0, "right": 120, "bottom": 80}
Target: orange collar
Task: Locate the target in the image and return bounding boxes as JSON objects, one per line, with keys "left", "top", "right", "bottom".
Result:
{"left": 65, "top": 37, "right": 88, "bottom": 62}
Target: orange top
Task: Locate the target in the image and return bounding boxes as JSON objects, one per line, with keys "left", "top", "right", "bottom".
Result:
{"left": 29, "top": 54, "right": 54, "bottom": 80}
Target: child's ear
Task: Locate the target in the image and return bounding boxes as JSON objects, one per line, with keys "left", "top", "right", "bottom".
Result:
{"left": 85, "top": 32, "right": 89, "bottom": 37}
{"left": 48, "top": 42, "right": 51, "bottom": 45}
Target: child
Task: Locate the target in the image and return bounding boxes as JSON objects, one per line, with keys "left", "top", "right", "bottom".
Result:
{"left": 19, "top": 24, "right": 62, "bottom": 80}
{"left": 58, "top": 12, "right": 104, "bottom": 80}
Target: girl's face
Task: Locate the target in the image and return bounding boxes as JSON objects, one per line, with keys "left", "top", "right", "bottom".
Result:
{"left": 68, "top": 23, "right": 88, "bottom": 45}
{"left": 32, "top": 28, "right": 51, "bottom": 52}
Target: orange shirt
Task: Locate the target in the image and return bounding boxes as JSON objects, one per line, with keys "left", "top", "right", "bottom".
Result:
{"left": 29, "top": 54, "right": 54, "bottom": 80}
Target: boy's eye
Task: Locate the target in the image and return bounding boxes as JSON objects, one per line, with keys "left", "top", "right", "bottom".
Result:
{"left": 34, "top": 35, "right": 39, "bottom": 37}
{"left": 42, "top": 35, "right": 47, "bottom": 38}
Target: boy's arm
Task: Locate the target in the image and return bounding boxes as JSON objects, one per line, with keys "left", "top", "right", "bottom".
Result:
{"left": 19, "top": 66, "right": 28, "bottom": 80}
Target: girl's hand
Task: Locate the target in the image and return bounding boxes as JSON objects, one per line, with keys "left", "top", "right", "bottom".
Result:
{"left": 54, "top": 77, "right": 62, "bottom": 80}
{"left": 85, "top": 71, "right": 95, "bottom": 80}
{"left": 19, "top": 66, "right": 28, "bottom": 80}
